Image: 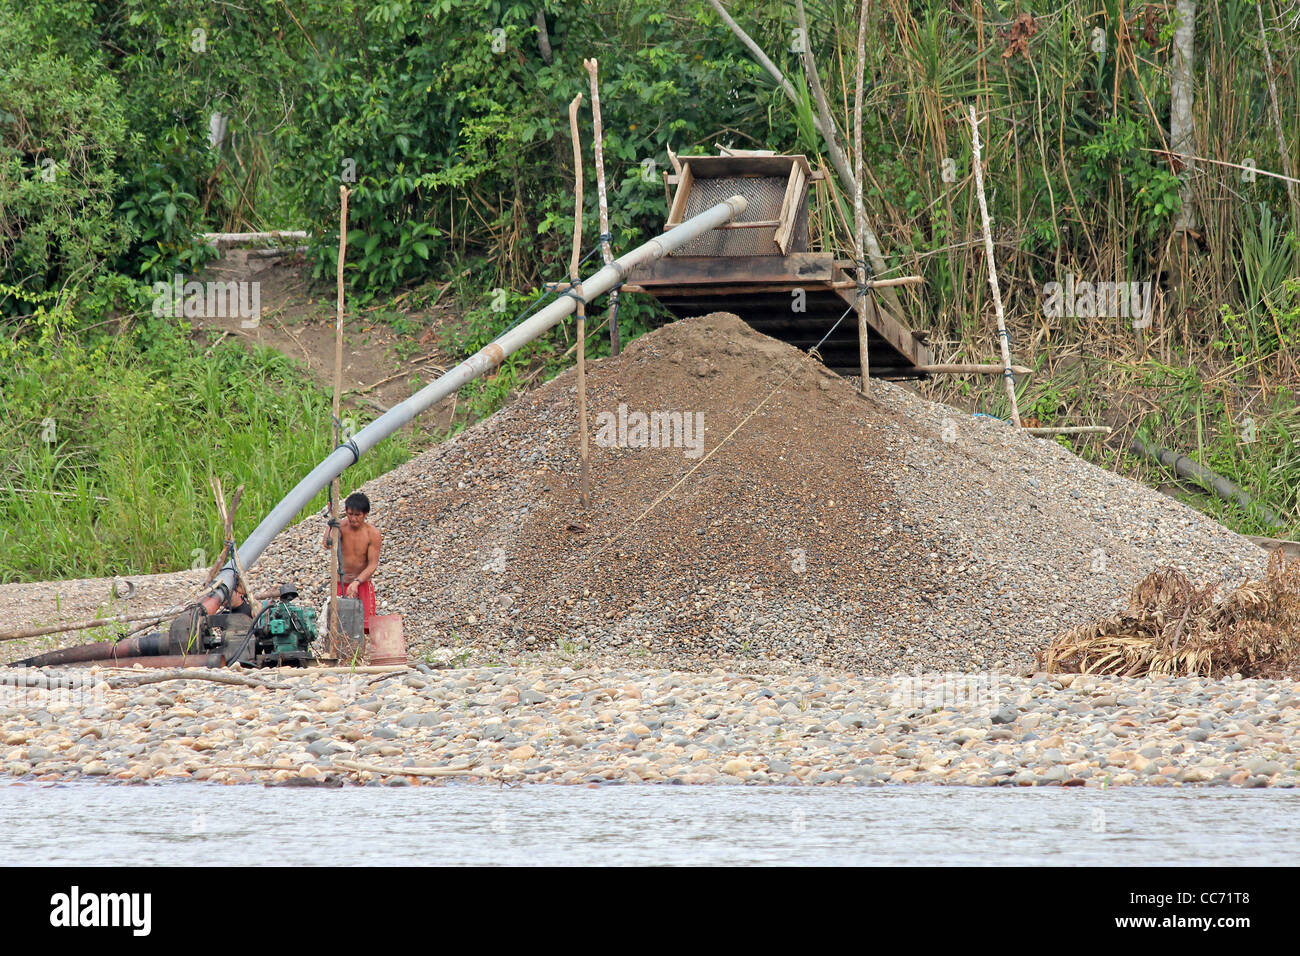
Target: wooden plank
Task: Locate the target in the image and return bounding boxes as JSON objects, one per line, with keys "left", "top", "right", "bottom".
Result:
{"left": 833, "top": 282, "right": 928, "bottom": 368}
{"left": 631, "top": 252, "right": 835, "bottom": 285}
{"left": 774, "top": 162, "right": 807, "bottom": 255}
{"left": 678, "top": 154, "right": 812, "bottom": 179}
{"left": 666, "top": 164, "right": 692, "bottom": 226}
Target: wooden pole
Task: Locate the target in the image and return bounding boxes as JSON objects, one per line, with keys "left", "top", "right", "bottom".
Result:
{"left": 568, "top": 94, "right": 590, "bottom": 511}
{"left": 1141, "top": 149, "right": 1300, "bottom": 186}
{"left": 968, "top": 105, "right": 1022, "bottom": 427}
{"left": 210, "top": 477, "right": 253, "bottom": 612}
{"left": 0, "top": 605, "right": 194, "bottom": 642}
{"left": 835, "top": 274, "right": 924, "bottom": 290}
{"left": 584, "top": 58, "right": 620, "bottom": 357}
{"left": 853, "top": 0, "right": 869, "bottom": 391}
{"left": 1021, "top": 426, "right": 1112, "bottom": 436}
{"left": 329, "top": 185, "right": 350, "bottom": 657}
{"left": 919, "top": 363, "right": 1033, "bottom": 375}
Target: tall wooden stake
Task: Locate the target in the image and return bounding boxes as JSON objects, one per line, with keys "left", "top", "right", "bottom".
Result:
{"left": 329, "top": 185, "right": 349, "bottom": 656}
{"left": 853, "top": 0, "right": 870, "bottom": 390}
{"left": 584, "top": 58, "right": 620, "bottom": 357}
{"left": 968, "top": 105, "right": 1022, "bottom": 427}
{"left": 568, "top": 94, "right": 590, "bottom": 511}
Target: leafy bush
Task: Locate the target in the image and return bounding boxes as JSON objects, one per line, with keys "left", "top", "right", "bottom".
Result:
{"left": 0, "top": 281, "right": 411, "bottom": 581}
{"left": 0, "top": 33, "right": 134, "bottom": 296}
{"left": 286, "top": 0, "right": 780, "bottom": 302}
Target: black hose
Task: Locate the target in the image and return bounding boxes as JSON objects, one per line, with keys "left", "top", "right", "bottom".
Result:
{"left": 1130, "top": 435, "right": 1285, "bottom": 528}
{"left": 228, "top": 603, "right": 273, "bottom": 666}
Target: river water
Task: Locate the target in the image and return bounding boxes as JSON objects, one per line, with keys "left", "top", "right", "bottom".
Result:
{"left": 3, "top": 782, "right": 1296, "bottom": 865}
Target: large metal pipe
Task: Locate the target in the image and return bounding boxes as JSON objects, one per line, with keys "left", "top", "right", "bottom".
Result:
{"left": 14, "top": 633, "right": 175, "bottom": 667}
{"left": 204, "top": 196, "right": 749, "bottom": 606}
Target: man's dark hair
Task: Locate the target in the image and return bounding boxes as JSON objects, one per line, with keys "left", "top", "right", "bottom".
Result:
{"left": 344, "top": 492, "right": 370, "bottom": 514}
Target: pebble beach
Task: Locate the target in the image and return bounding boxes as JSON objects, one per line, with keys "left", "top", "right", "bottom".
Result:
{"left": 3, "top": 664, "right": 1298, "bottom": 789}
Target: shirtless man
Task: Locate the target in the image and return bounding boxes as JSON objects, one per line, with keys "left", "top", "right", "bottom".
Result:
{"left": 321, "top": 491, "right": 383, "bottom": 632}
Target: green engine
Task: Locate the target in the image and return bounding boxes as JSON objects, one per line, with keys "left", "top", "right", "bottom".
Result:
{"left": 261, "top": 598, "right": 317, "bottom": 658}
{"left": 198, "top": 583, "right": 319, "bottom": 667}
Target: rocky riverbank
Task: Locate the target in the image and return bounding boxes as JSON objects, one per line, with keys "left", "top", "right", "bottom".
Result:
{"left": 3, "top": 664, "right": 1298, "bottom": 788}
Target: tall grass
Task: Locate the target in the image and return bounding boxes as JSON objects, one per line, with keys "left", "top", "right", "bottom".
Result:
{"left": 0, "top": 312, "right": 411, "bottom": 583}
{"left": 786, "top": 0, "right": 1300, "bottom": 538}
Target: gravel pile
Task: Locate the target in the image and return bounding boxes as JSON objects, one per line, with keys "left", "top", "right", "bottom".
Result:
{"left": 246, "top": 312, "right": 1267, "bottom": 674}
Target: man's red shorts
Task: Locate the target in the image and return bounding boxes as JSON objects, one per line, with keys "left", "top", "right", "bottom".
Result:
{"left": 337, "top": 580, "right": 377, "bottom": 633}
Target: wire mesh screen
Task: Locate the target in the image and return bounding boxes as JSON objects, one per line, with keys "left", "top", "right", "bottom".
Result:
{"left": 674, "top": 175, "right": 805, "bottom": 256}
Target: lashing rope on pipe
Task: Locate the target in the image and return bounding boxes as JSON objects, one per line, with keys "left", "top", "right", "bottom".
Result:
{"left": 502, "top": 243, "right": 605, "bottom": 333}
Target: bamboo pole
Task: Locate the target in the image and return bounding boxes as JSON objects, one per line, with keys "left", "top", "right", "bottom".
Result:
{"left": 584, "top": 58, "right": 620, "bottom": 357}
{"left": 1256, "top": 2, "right": 1300, "bottom": 226}
{"left": 919, "top": 363, "right": 1033, "bottom": 375}
{"left": 853, "top": 0, "right": 870, "bottom": 390}
{"left": 329, "top": 186, "right": 349, "bottom": 658}
{"left": 1142, "top": 149, "right": 1300, "bottom": 186}
{"left": 568, "top": 94, "right": 590, "bottom": 511}
{"left": 968, "top": 105, "right": 1022, "bottom": 427}
{"left": 1021, "top": 426, "right": 1112, "bottom": 436}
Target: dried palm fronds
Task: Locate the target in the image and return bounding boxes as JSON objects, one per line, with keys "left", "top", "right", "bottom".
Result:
{"left": 1040, "top": 552, "right": 1300, "bottom": 678}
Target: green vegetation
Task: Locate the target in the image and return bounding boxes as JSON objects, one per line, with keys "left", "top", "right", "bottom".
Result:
{"left": 2, "top": 0, "right": 1300, "bottom": 582}
{"left": 0, "top": 283, "right": 408, "bottom": 581}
